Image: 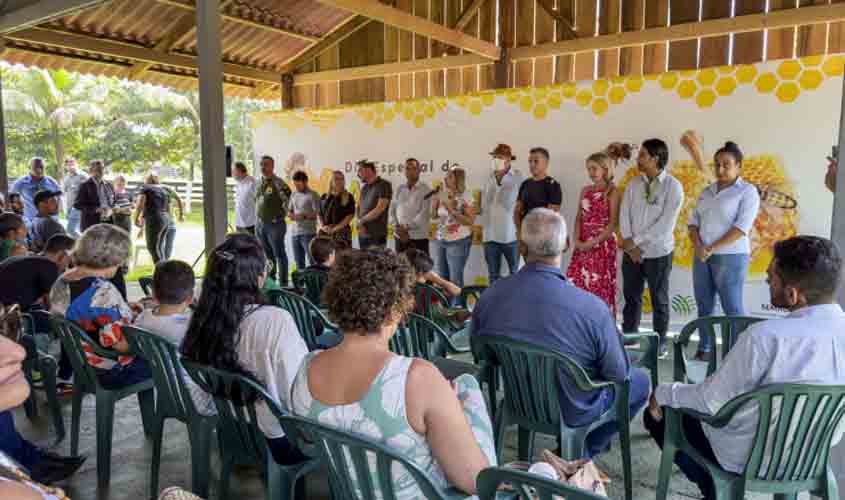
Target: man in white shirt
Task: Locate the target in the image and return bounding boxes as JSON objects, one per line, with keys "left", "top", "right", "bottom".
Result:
{"left": 390, "top": 158, "right": 432, "bottom": 254}
{"left": 233, "top": 162, "right": 257, "bottom": 235}
{"left": 619, "top": 139, "right": 684, "bottom": 356}
{"left": 482, "top": 143, "right": 525, "bottom": 284}
{"left": 61, "top": 157, "right": 87, "bottom": 238}
{"left": 645, "top": 235, "right": 845, "bottom": 500}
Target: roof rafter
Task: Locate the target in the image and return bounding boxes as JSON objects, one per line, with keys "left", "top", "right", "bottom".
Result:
{"left": 293, "top": 53, "right": 489, "bottom": 84}
{"left": 0, "top": 0, "right": 109, "bottom": 34}
{"left": 280, "top": 14, "right": 371, "bottom": 73}
{"left": 453, "top": 0, "right": 487, "bottom": 32}
{"left": 534, "top": 0, "right": 577, "bottom": 39}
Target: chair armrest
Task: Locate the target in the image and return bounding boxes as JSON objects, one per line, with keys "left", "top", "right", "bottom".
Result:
{"left": 622, "top": 331, "right": 658, "bottom": 346}
{"left": 663, "top": 405, "right": 738, "bottom": 429}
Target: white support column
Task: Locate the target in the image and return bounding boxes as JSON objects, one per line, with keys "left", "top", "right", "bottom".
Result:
{"left": 195, "top": 0, "right": 228, "bottom": 253}
{"left": 831, "top": 73, "right": 845, "bottom": 496}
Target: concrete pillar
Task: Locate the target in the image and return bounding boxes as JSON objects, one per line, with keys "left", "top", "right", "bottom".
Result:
{"left": 195, "top": 0, "right": 228, "bottom": 253}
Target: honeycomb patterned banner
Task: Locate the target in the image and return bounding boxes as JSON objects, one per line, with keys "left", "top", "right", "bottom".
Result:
{"left": 252, "top": 54, "right": 842, "bottom": 325}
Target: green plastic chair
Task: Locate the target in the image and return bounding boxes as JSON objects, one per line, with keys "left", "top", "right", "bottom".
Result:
{"left": 267, "top": 289, "right": 341, "bottom": 351}
{"left": 391, "top": 313, "right": 477, "bottom": 381}
{"left": 123, "top": 326, "right": 218, "bottom": 499}
{"left": 622, "top": 331, "right": 660, "bottom": 388}
{"left": 20, "top": 312, "right": 65, "bottom": 445}
{"left": 49, "top": 315, "right": 156, "bottom": 491}
{"left": 182, "top": 361, "right": 320, "bottom": 500}
{"left": 459, "top": 285, "right": 488, "bottom": 312}
{"left": 415, "top": 282, "right": 471, "bottom": 334}
{"left": 280, "top": 414, "right": 454, "bottom": 500}
{"left": 673, "top": 316, "right": 764, "bottom": 384}
{"left": 474, "top": 334, "right": 635, "bottom": 500}
{"left": 656, "top": 383, "right": 845, "bottom": 500}
{"left": 291, "top": 269, "right": 328, "bottom": 306}
{"left": 476, "top": 466, "right": 606, "bottom": 500}
{"left": 139, "top": 275, "right": 154, "bottom": 297}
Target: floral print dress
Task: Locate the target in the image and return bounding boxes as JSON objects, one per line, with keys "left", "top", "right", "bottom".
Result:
{"left": 566, "top": 185, "right": 618, "bottom": 315}
{"left": 291, "top": 352, "right": 496, "bottom": 499}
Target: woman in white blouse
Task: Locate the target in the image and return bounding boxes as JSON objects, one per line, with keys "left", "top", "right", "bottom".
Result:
{"left": 684, "top": 137, "right": 761, "bottom": 361}
{"left": 430, "top": 168, "right": 476, "bottom": 294}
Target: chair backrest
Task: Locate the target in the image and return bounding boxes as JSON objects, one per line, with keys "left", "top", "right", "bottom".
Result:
{"left": 473, "top": 335, "right": 606, "bottom": 432}
{"left": 48, "top": 314, "right": 109, "bottom": 390}
{"left": 414, "top": 283, "right": 450, "bottom": 319}
{"left": 292, "top": 269, "right": 329, "bottom": 306}
{"left": 267, "top": 289, "right": 333, "bottom": 351}
{"left": 123, "top": 326, "right": 201, "bottom": 420}
{"left": 280, "top": 414, "right": 450, "bottom": 500}
{"left": 674, "top": 316, "right": 764, "bottom": 382}
{"left": 711, "top": 384, "right": 845, "bottom": 483}
{"left": 476, "top": 467, "right": 606, "bottom": 500}
{"left": 182, "top": 360, "right": 281, "bottom": 467}
{"left": 390, "top": 313, "right": 443, "bottom": 360}
{"left": 139, "top": 276, "right": 154, "bottom": 297}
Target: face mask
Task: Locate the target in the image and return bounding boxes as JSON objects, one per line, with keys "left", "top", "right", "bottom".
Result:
{"left": 492, "top": 158, "right": 505, "bottom": 171}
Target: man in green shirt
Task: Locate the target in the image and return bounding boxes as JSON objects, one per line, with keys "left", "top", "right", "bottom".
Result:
{"left": 255, "top": 155, "right": 293, "bottom": 285}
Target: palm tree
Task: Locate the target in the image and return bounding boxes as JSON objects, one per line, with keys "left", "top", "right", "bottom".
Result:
{"left": 3, "top": 68, "right": 107, "bottom": 178}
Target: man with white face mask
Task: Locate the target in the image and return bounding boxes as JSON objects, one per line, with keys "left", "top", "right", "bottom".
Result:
{"left": 481, "top": 144, "right": 525, "bottom": 284}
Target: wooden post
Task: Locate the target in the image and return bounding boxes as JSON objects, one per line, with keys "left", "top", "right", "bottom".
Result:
{"left": 281, "top": 74, "right": 294, "bottom": 109}
{"left": 495, "top": 0, "right": 515, "bottom": 88}
{"left": 0, "top": 65, "right": 7, "bottom": 195}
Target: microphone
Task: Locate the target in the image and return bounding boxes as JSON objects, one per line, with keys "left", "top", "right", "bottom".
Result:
{"left": 423, "top": 184, "right": 442, "bottom": 200}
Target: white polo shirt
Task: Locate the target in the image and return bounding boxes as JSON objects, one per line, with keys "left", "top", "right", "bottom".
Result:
{"left": 688, "top": 177, "right": 760, "bottom": 255}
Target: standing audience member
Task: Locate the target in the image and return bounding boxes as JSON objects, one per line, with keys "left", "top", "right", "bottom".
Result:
{"left": 74, "top": 160, "right": 115, "bottom": 232}
{"left": 181, "top": 234, "right": 309, "bottom": 463}
{"left": 391, "top": 158, "right": 432, "bottom": 254}
{"left": 318, "top": 170, "right": 356, "bottom": 249}
{"left": 471, "top": 208, "right": 649, "bottom": 458}
{"left": 515, "top": 147, "right": 563, "bottom": 231}
{"left": 62, "top": 157, "right": 86, "bottom": 238}
{"left": 646, "top": 236, "right": 845, "bottom": 500}
{"left": 7, "top": 193, "right": 24, "bottom": 217}
{"left": 431, "top": 167, "right": 476, "bottom": 291}
{"left": 684, "top": 140, "right": 760, "bottom": 360}
{"left": 567, "top": 152, "right": 620, "bottom": 314}
{"left": 134, "top": 171, "right": 184, "bottom": 264}
{"left": 482, "top": 144, "right": 524, "bottom": 284}
{"left": 134, "top": 260, "right": 194, "bottom": 346}
{"left": 291, "top": 248, "right": 495, "bottom": 497}
{"left": 619, "top": 139, "right": 684, "bottom": 357}
{"left": 11, "top": 157, "right": 60, "bottom": 222}
{"left": 0, "top": 334, "right": 85, "bottom": 492}
{"left": 0, "top": 213, "right": 28, "bottom": 262}
{"left": 29, "top": 190, "right": 66, "bottom": 253}
{"left": 356, "top": 161, "right": 392, "bottom": 249}
{"left": 111, "top": 175, "right": 134, "bottom": 235}
{"left": 50, "top": 224, "right": 151, "bottom": 389}
{"left": 255, "top": 155, "right": 293, "bottom": 285}
{"left": 306, "top": 236, "right": 335, "bottom": 273}
{"left": 288, "top": 171, "right": 321, "bottom": 270}
{"left": 233, "top": 162, "right": 257, "bottom": 235}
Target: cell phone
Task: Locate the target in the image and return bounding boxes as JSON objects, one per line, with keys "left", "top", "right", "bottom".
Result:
{"left": 828, "top": 145, "right": 839, "bottom": 162}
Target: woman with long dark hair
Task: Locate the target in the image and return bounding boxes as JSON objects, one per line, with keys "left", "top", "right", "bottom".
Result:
{"left": 181, "top": 233, "right": 309, "bottom": 464}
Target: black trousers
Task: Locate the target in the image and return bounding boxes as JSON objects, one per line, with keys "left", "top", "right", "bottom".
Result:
{"left": 622, "top": 252, "right": 673, "bottom": 337}
{"left": 396, "top": 238, "right": 429, "bottom": 255}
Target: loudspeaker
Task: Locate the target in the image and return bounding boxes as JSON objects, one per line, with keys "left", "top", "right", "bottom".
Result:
{"left": 225, "top": 145, "right": 233, "bottom": 177}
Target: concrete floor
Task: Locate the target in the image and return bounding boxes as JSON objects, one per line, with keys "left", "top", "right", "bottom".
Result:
{"left": 13, "top": 335, "right": 804, "bottom": 500}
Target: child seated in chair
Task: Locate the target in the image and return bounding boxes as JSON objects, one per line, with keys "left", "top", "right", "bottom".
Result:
{"left": 305, "top": 236, "right": 335, "bottom": 273}
{"left": 405, "top": 248, "right": 472, "bottom": 330}
{"left": 134, "top": 260, "right": 194, "bottom": 346}
{"left": 0, "top": 213, "right": 28, "bottom": 262}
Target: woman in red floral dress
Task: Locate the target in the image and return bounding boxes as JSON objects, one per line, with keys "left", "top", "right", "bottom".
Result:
{"left": 566, "top": 152, "right": 620, "bottom": 315}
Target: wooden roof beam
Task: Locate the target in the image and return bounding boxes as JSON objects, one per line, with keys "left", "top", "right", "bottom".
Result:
{"left": 510, "top": 2, "right": 845, "bottom": 60}
{"left": 0, "top": 0, "right": 109, "bottom": 34}
{"left": 454, "top": 0, "right": 488, "bottom": 32}
{"left": 154, "top": 0, "right": 319, "bottom": 43}
{"left": 280, "top": 15, "right": 371, "bottom": 73}
{"left": 292, "top": 53, "right": 489, "bottom": 85}
{"left": 313, "top": 0, "right": 501, "bottom": 59}
{"left": 534, "top": 0, "right": 577, "bottom": 39}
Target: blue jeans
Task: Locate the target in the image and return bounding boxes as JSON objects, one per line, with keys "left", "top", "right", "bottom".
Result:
{"left": 66, "top": 207, "right": 81, "bottom": 238}
{"left": 257, "top": 220, "right": 289, "bottom": 285}
{"left": 0, "top": 410, "right": 42, "bottom": 470}
{"left": 692, "top": 254, "right": 750, "bottom": 352}
{"left": 483, "top": 241, "right": 520, "bottom": 284}
{"left": 432, "top": 236, "right": 472, "bottom": 290}
{"left": 292, "top": 233, "right": 315, "bottom": 270}
{"left": 95, "top": 357, "right": 151, "bottom": 390}
{"left": 583, "top": 368, "right": 650, "bottom": 458}
{"left": 145, "top": 214, "right": 176, "bottom": 264}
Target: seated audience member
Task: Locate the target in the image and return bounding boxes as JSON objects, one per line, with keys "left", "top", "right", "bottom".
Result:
{"left": 291, "top": 249, "right": 496, "bottom": 497}
{"left": 134, "top": 260, "right": 194, "bottom": 345}
{"left": 645, "top": 235, "right": 845, "bottom": 500}
{"left": 0, "top": 213, "right": 28, "bottom": 261}
{"left": 50, "top": 224, "right": 151, "bottom": 389}
{"left": 406, "top": 248, "right": 471, "bottom": 328}
{"left": 470, "top": 208, "right": 650, "bottom": 458}
{"left": 305, "top": 236, "right": 335, "bottom": 273}
{"left": 29, "top": 191, "right": 66, "bottom": 254}
{"left": 181, "top": 234, "right": 309, "bottom": 462}
{"left": 0, "top": 334, "right": 85, "bottom": 494}
{"left": 8, "top": 193, "right": 24, "bottom": 217}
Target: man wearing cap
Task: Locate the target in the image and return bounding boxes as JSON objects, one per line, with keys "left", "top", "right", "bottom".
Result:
{"left": 356, "top": 160, "right": 393, "bottom": 249}
{"left": 481, "top": 144, "right": 525, "bottom": 284}
{"left": 74, "top": 160, "right": 116, "bottom": 232}
{"left": 29, "top": 191, "right": 67, "bottom": 253}
{"left": 11, "top": 157, "right": 61, "bottom": 222}
{"left": 515, "top": 147, "right": 563, "bottom": 232}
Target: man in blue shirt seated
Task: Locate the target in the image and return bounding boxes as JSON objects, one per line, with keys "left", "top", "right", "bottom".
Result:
{"left": 10, "top": 157, "right": 60, "bottom": 222}
{"left": 470, "top": 207, "right": 650, "bottom": 458}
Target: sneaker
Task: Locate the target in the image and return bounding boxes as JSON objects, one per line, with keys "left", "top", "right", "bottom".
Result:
{"left": 56, "top": 382, "right": 74, "bottom": 396}
{"left": 658, "top": 339, "right": 669, "bottom": 359}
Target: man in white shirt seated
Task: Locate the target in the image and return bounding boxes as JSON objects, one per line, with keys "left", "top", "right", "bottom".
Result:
{"left": 645, "top": 235, "right": 845, "bottom": 500}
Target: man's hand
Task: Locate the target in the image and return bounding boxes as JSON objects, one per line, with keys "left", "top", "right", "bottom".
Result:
{"left": 648, "top": 393, "right": 663, "bottom": 422}
{"left": 826, "top": 159, "right": 838, "bottom": 193}
{"left": 622, "top": 238, "right": 636, "bottom": 252}
{"left": 695, "top": 244, "right": 711, "bottom": 262}
{"left": 396, "top": 225, "right": 410, "bottom": 242}
{"left": 358, "top": 223, "right": 368, "bottom": 237}
{"left": 628, "top": 246, "right": 643, "bottom": 263}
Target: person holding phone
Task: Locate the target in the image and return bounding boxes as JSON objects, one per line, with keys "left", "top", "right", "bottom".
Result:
{"left": 826, "top": 146, "right": 838, "bottom": 193}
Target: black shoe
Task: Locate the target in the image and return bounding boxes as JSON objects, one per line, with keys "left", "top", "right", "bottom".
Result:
{"left": 29, "top": 452, "right": 86, "bottom": 485}
{"left": 658, "top": 339, "right": 669, "bottom": 359}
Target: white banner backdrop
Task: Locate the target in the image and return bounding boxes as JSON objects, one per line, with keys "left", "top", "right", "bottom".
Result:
{"left": 252, "top": 55, "right": 844, "bottom": 327}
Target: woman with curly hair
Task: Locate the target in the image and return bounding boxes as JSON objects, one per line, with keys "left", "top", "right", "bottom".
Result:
{"left": 291, "top": 249, "right": 496, "bottom": 497}
{"left": 181, "top": 233, "right": 309, "bottom": 465}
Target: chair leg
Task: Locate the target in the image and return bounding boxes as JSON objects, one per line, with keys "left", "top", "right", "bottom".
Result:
{"left": 655, "top": 444, "right": 676, "bottom": 500}
{"left": 188, "top": 420, "right": 214, "bottom": 498}
{"left": 517, "top": 428, "right": 534, "bottom": 461}
{"left": 71, "top": 391, "right": 84, "bottom": 456}
{"left": 619, "top": 420, "right": 633, "bottom": 500}
{"left": 41, "top": 358, "right": 65, "bottom": 445}
{"left": 23, "top": 392, "right": 37, "bottom": 420}
{"left": 494, "top": 407, "right": 508, "bottom": 463}
{"left": 137, "top": 389, "right": 156, "bottom": 438}
{"left": 95, "top": 392, "right": 116, "bottom": 491}
{"left": 149, "top": 415, "right": 165, "bottom": 500}
{"left": 219, "top": 457, "right": 234, "bottom": 500}
{"left": 773, "top": 494, "right": 798, "bottom": 500}
{"left": 825, "top": 467, "right": 840, "bottom": 500}
{"left": 266, "top": 464, "right": 293, "bottom": 500}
